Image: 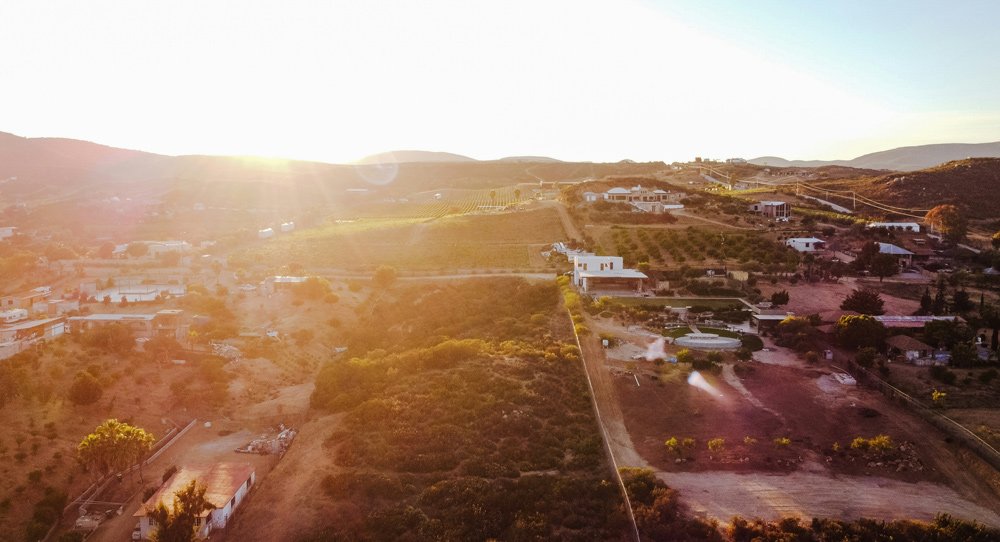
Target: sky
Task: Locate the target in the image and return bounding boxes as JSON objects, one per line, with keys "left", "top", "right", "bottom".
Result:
{"left": 1, "top": 0, "right": 998, "bottom": 164}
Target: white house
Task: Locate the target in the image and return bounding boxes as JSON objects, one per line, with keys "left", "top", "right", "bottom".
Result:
{"left": 134, "top": 463, "right": 256, "bottom": 540}
{"left": 280, "top": 222, "right": 295, "bottom": 232}
{"left": 582, "top": 192, "right": 599, "bottom": 202}
{"left": 601, "top": 185, "right": 672, "bottom": 203}
{"left": 0, "top": 226, "right": 15, "bottom": 240}
{"left": 785, "top": 237, "right": 826, "bottom": 252}
{"left": 572, "top": 255, "right": 647, "bottom": 293}
{"left": 867, "top": 222, "right": 921, "bottom": 232}
{"left": 726, "top": 158, "right": 747, "bottom": 164}
{"left": 258, "top": 228, "right": 275, "bottom": 239}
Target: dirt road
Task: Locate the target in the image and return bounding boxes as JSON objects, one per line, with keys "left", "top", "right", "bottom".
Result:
{"left": 660, "top": 468, "right": 1000, "bottom": 525}
{"left": 581, "top": 312, "right": 1000, "bottom": 527}
{"left": 539, "top": 200, "right": 584, "bottom": 242}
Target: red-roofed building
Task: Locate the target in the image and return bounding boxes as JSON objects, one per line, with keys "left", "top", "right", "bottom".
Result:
{"left": 134, "top": 463, "right": 255, "bottom": 540}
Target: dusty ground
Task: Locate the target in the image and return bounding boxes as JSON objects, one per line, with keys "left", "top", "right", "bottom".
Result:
{"left": 222, "top": 414, "right": 346, "bottom": 542}
{"left": 760, "top": 278, "right": 921, "bottom": 316}
{"left": 581, "top": 312, "right": 1000, "bottom": 527}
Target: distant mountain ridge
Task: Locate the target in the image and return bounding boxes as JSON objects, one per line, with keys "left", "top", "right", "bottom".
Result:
{"left": 355, "top": 150, "right": 477, "bottom": 164}
{"left": 750, "top": 141, "right": 1000, "bottom": 171}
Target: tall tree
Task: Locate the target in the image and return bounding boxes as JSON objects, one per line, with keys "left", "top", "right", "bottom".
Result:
{"left": 840, "top": 288, "right": 885, "bottom": 315}
{"left": 870, "top": 253, "right": 898, "bottom": 282}
{"left": 924, "top": 204, "right": 968, "bottom": 245}
{"left": 919, "top": 287, "right": 933, "bottom": 315}
{"left": 148, "top": 480, "right": 216, "bottom": 542}
{"left": 78, "top": 419, "right": 155, "bottom": 482}
{"left": 68, "top": 371, "right": 103, "bottom": 406}
{"left": 835, "top": 314, "right": 887, "bottom": 349}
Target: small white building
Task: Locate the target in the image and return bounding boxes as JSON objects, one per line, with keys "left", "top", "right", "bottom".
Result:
{"left": 1, "top": 308, "right": 29, "bottom": 324}
{"left": 785, "top": 237, "right": 826, "bottom": 252}
{"left": 582, "top": 192, "right": 599, "bottom": 202}
{"left": 0, "top": 226, "right": 15, "bottom": 240}
{"left": 280, "top": 222, "right": 295, "bottom": 232}
{"left": 572, "top": 255, "right": 647, "bottom": 293}
{"left": 134, "top": 463, "right": 256, "bottom": 540}
{"left": 726, "top": 158, "right": 747, "bottom": 164}
{"left": 867, "top": 222, "right": 921, "bottom": 232}
{"left": 258, "top": 228, "right": 275, "bottom": 239}
{"left": 749, "top": 201, "right": 791, "bottom": 219}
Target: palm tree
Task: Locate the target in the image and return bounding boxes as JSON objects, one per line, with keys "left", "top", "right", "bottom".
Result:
{"left": 78, "top": 419, "right": 155, "bottom": 483}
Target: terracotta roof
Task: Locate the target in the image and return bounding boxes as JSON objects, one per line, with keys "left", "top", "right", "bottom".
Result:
{"left": 886, "top": 334, "right": 933, "bottom": 352}
{"left": 135, "top": 463, "right": 254, "bottom": 518}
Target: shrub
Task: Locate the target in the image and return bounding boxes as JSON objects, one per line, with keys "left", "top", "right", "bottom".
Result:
{"left": 773, "top": 437, "right": 790, "bottom": 447}
{"left": 707, "top": 438, "right": 725, "bottom": 452}
{"left": 743, "top": 436, "right": 757, "bottom": 446}
{"left": 930, "top": 365, "right": 957, "bottom": 385}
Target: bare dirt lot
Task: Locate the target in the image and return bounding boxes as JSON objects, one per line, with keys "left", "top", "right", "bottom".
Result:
{"left": 582, "top": 312, "right": 1000, "bottom": 527}
{"left": 760, "top": 279, "right": 921, "bottom": 316}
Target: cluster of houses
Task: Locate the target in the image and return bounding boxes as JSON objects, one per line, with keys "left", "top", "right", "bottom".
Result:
{"left": 581, "top": 185, "right": 684, "bottom": 214}
{"left": 0, "top": 286, "right": 79, "bottom": 360}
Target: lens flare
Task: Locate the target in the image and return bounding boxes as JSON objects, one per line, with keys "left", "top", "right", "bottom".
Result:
{"left": 688, "top": 370, "right": 723, "bottom": 398}
{"left": 644, "top": 338, "right": 667, "bottom": 361}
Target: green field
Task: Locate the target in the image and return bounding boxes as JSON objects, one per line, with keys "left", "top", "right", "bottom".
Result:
{"left": 231, "top": 207, "right": 566, "bottom": 270}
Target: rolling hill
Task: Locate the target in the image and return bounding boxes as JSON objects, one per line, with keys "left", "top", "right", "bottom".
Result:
{"left": 751, "top": 141, "right": 1000, "bottom": 171}
{"left": 354, "top": 150, "right": 478, "bottom": 164}
{"left": 816, "top": 158, "right": 1000, "bottom": 220}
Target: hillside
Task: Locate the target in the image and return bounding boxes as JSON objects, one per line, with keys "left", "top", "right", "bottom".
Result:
{"left": 818, "top": 158, "right": 1000, "bottom": 220}
{"left": 751, "top": 141, "right": 1000, "bottom": 171}
{"left": 355, "top": 149, "right": 478, "bottom": 164}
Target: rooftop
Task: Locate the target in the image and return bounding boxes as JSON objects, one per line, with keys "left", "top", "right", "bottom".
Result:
{"left": 69, "top": 314, "right": 157, "bottom": 322}
{"left": 877, "top": 242, "right": 914, "bottom": 256}
{"left": 578, "top": 269, "right": 648, "bottom": 279}
{"left": 886, "top": 334, "right": 933, "bottom": 351}
{"left": 135, "top": 463, "right": 255, "bottom": 518}
{"left": 0, "top": 317, "right": 65, "bottom": 332}
{"left": 875, "top": 315, "right": 958, "bottom": 328}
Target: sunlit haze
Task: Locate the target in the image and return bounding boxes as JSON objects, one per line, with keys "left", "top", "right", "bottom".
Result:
{"left": 1, "top": 0, "right": 998, "bottom": 163}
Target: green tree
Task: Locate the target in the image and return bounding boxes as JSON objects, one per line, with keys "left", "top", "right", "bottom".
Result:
{"left": 126, "top": 242, "right": 149, "bottom": 258}
{"left": 952, "top": 290, "right": 974, "bottom": 313}
{"left": 372, "top": 265, "right": 398, "bottom": 289}
{"left": 770, "top": 290, "right": 790, "bottom": 306}
{"left": 68, "top": 371, "right": 102, "bottom": 406}
{"left": 78, "top": 419, "right": 155, "bottom": 482}
{"left": 87, "top": 323, "right": 134, "bottom": 354}
{"left": 840, "top": 287, "right": 885, "bottom": 315}
{"left": 924, "top": 320, "right": 975, "bottom": 349}
{"left": 919, "top": 287, "right": 933, "bottom": 315}
{"left": 835, "top": 314, "right": 887, "bottom": 349}
{"left": 869, "top": 253, "right": 898, "bottom": 282}
{"left": 950, "top": 341, "right": 978, "bottom": 368}
{"left": 925, "top": 204, "right": 968, "bottom": 244}
{"left": 148, "top": 480, "right": 216, "bottom": 542}
{"left": 97, "top": 242, "right": 115, "bottom": 259}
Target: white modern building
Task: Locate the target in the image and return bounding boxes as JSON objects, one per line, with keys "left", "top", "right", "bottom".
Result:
{"left": 0, "top": 226, "right": 15, "bottom": 240}
{"left": 134, "top": 463, "right": 256, "bottom": 540}
{"left": 785, "top": 237, "right": 826, "bottom": 252}
{"left": 572, "top": 255, "right": 647, "bottom": 293}
{"left": 280, "top": 221, "right": 295, "bottom": 232}
{"left": 258, "top": 228, "right": 274, "bottom": 239}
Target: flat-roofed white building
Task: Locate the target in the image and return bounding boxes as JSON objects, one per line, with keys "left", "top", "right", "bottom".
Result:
{"left": 785, "top": 237, "right": 826, "bottom": 252}
{"left": 572, "top": 255, "right": 647, "bottom": 293}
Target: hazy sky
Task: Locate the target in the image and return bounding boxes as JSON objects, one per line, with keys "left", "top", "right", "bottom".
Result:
{"left": 1, "top": 0, "right": 998, "bottom": 163}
